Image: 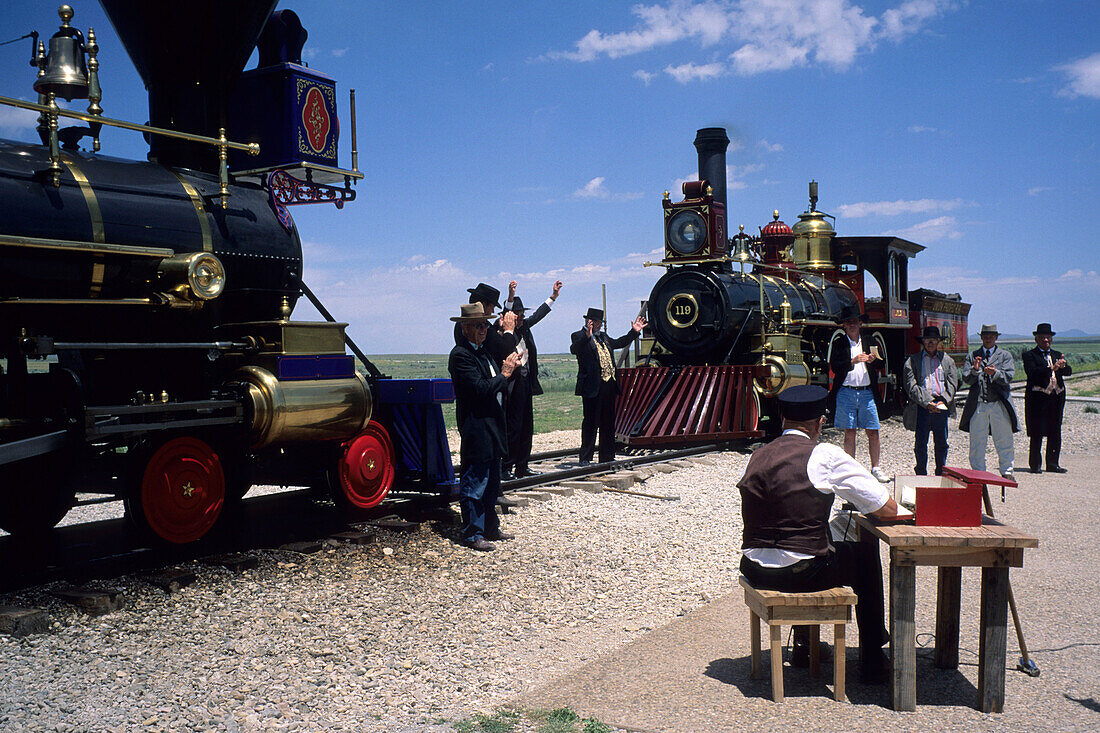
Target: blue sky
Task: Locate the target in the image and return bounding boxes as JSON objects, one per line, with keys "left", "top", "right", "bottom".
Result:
{"left": 2, "top": 1, "right": 1097, "bottom": 353}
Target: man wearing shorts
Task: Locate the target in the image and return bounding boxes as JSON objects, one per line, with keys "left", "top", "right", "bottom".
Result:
{"left": 828, "top": 304, "right": 891, "bottom": 482}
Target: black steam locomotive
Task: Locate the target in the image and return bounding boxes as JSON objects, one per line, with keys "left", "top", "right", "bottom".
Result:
{"left": 614, "top": 128, "right": 970, "bottom": 445}
{"left": 0, "top": 2, "right": 444, "bottom": 544}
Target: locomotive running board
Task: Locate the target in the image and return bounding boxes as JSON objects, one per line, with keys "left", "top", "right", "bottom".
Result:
{"left": 614, "top": 365, "right": 766, "bottom": 447}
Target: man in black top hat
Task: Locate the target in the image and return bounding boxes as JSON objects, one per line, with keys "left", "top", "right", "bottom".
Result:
{"left": 500, "top": 279, "right": 563, "bottom": 478}
{"left": 738, "top": 385, "right": 901, "bottom": 683}
{"left": 448, "top": 303, "right": 521, "bottom": 551}
{"left": 902, "top": 326, "right": 958, "bottom": 476}
{"left": 453, "top": 282, "right": 513, "bottom": 369}
{"left": 1022, "top": 323, "right": 1072, "bottom": 473}
{"left": 570, "top": 307, "right": 646, "bottom": 465}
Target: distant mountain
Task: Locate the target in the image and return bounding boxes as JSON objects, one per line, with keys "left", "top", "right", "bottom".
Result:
{"left": 980, "top": 329, "right": 1100, "bottom": 341}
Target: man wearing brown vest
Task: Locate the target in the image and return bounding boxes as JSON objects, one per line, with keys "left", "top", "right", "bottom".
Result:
{"left": 738, "top": 385, "right": 901, "bottom": 683}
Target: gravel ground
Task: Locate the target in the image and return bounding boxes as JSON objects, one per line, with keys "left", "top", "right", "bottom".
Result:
{"left": 0, "top": 395, "right": 1097, "bottom": 732}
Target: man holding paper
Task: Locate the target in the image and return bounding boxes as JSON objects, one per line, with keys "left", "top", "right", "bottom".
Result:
{"left": 903, "top": 325, "right": 958, "bottom": 476}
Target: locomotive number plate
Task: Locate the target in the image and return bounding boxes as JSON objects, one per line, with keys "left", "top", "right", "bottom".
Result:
{"left": 666, "top": 293, "right": 699, "bottom": 328}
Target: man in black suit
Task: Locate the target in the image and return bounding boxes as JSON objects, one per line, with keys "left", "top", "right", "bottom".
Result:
{"left": 1022, "top": 322, "right": 1072, "bottom": 474}
{"left": 448, "top": 303, "right": 520, "bottom": 551}
{"left": 570, "top": 307, "right": 646, "bottom": 465}
{"left": 500, "top": 279, "right": 563, "bottom": 478}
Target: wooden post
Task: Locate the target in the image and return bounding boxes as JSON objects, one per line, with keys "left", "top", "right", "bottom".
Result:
{"left": 934, "top": 566, "right": 962, "bottom": 668}
{"left": 978, "top": 566, "right": 1009, "bottom": 713}
{"left": 834, "top": 622, "right": 846, "bottom": 702}
{"left": 890, "top": 558, "right": 917, "bottom": 711}
{"left": 770, "top": 624, "right": 784, "bottom": 702}
{"left": 809, "top": 624, "right": 821, "bottom": 677}
{"left": 749, "top": 610, "right": 761, "bottom": 679}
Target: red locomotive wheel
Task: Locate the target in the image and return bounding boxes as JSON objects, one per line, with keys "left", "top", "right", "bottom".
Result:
{"left": 138, "top": 437, "right": 226, "bottom": 544}
{"left": 337, "top": 421, "right": 396, "bottom": 509}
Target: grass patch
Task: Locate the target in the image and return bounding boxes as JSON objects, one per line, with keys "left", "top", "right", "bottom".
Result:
{"left": 1084, "top": 405, "right": 1098, "bottom": 414}
{"left": 452, "top": 709, "right": 521, "bottom": 733}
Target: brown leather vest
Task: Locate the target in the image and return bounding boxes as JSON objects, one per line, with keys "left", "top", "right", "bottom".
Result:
{"left": 739, "top": 433, "right": 834, "bottom": 556}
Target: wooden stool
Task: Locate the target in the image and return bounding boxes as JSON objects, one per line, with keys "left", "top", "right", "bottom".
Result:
{"left": 739, "top": 576, "right": 856, "bottom": 702}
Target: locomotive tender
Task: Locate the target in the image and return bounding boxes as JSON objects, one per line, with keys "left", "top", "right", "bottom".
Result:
{"left": 0, "top": 2, "right": 451, "bottom": 544}
{"left": 614, "top": 128, "right": 970, "bottom": 445}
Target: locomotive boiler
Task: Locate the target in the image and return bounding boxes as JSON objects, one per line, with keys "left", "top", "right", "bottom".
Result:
{"left": 0, "top": 2, "right": 429, "bottom": 544}
{"left": 614, "top": 128, "right": 965, "bottom": 445}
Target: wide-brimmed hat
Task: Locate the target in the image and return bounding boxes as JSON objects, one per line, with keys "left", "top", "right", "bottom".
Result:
{"left": 584, "top": 307, "right": 604, "bottom": 322}
{"left": 920, "top": 325, "right": 943, "bottom": 342}
{"left": 450, "top": 303, "right": 491, "bottom": 322}
{"left": 467, "top": 283, "right": 502, "bottom": 309}
{"left": 778, "top": 385, "right": 828, "bottom": 421}
{"left": 979, "top": 324, "right": 999, "bottom": 336}
{"left": 509, "top": 296, "right": 527, "bottom": 314}
{"left": 835, "top": 303, "right": 867, "bottom": 325}
{"left": 1033, "top": 323, "right": 1055, "bottom": 336}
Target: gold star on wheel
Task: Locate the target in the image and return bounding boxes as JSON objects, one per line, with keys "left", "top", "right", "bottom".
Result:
{"left": 367, "top": 459, "right": 376, "bottom": 471}
{"left": 181, "top": 482, "right": 195, "bottom": 498}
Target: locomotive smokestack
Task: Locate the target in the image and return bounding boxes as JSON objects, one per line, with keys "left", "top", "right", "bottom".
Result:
{"left": 693, "top": 127, "right": 730, "bottom": 214}
{"left": 98, "top": 0, "right": 278, "bottom": 172}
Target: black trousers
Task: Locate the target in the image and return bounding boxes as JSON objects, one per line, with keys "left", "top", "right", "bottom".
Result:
{"left": 580, "top": 379, "right": 617, "bottom": 463}
{"left": 505, "top": 375, "right": 534, "bottom": 473}
{"left": 1025, "top": 391, "right": 1065, "bottom": 470}
{"left": 740, "top": 542, "right": 888, "bottom": 662}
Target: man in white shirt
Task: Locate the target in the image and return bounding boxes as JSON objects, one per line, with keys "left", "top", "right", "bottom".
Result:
{"left": 739, "top": 385, "right": 900, "bottom": 683}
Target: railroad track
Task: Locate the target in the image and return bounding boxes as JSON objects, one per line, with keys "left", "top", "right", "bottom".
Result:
{"left": 0, "top": 442, "right": 741, "bottom": 594}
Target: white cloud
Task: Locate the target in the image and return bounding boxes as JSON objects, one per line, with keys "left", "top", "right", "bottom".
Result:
{"left": 550, "top": 1, "right": 955, "bottom": 78}
{"left": 331, "top": 48, "right": 348, "bottom": 58}
{"left": 908, "top": 124, "right": 937, "bottom": 133}
{"left": 887, "top": 215, "right": 962, "bottom": 242}
{"left": 1028, "top": 186, "right": 1053, "bottom": 196}
{"left": 0, "top": 106, "right": 38, "bottom": 133}
{"left": 634, "top": 69, "right": 656, "bottom": 85}
{"left": 838, "top": 198, "right": 966, "bottom": 218}
{"left": 759, "top": 139, "right": 784, "bottom": 152}
{"left": 572, "top": 176, "right": 644, "bottom": 201}
{"left": 664, "top": 61, "right": 725, "bottom": 83}
{"left": 1055, "top": 52, "right": 1100, "bottom": 98}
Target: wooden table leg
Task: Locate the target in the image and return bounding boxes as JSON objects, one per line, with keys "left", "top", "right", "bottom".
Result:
{"left": 890, "top": 557, "right": 917, "bottom": 711}
{"left": 834, "top": 622, "right": 846, "bottom": 702}
{"left": 935, "top": 566, "right": 962, "bottom": 668}
{"left": 978, "top": 566, "right": 1009, "bottom": 713}
{"left": 750, "top": 610, "right": 761, "bottom": 679}
{"left": 809, "top": 624, "right": 820, "bottom": 677}
{"left": 770, "top": 624, "right": 784, "bottom": 702}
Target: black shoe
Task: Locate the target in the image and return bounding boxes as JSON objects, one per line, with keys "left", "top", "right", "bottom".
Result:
{"left": 516, "top": 468, "right": 541, "bottom": 478}
{"left": 485, "top": 531, "right": 515, "bottom": 541}
{"left": 1047, "top": 466, "right": 1067, "bottom": 474}
{"left": 502, "top": 469, "right": 517, "bottom": 481}
{"left": 1029, "top": 467, "right": 1042, "bottom": 474}
{"left": 914, "top": 466, "right": 927, "bottom": 476}
{"left": 859, "top": 649, "right": 889, "bottom": 685}
{"left": 790, "top": 642, "right": 831, "bottom": 668}
{"left": 465, "top": 538, "right": 496, "bottom": 552}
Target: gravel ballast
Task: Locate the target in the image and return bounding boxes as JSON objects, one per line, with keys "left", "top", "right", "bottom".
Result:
{"left": 0, "top": 395, "right": 1097, "bottom": 732}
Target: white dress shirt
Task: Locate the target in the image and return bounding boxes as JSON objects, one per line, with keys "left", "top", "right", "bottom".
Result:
{"left": 843, "top": 336, "right": 870, "bottom": 387}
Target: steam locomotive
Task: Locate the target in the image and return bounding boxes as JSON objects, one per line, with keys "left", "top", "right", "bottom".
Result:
{"left": 0, "top": 2, "right": 454, "bottom": 544}
{"left": 614, "top": 128, "right": 971, "bottom": 445}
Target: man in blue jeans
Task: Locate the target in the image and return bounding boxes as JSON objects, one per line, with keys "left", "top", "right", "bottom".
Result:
{"left": 448, "top": 303, "right": 520, "bottom": 551}
{"left": 903, "top": 326, "right": 958, "bottom": 475}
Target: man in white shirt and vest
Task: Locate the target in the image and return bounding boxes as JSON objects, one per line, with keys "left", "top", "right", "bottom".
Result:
{"left": 739, "top": 385, "right": 900, "bottom": 683}
{"left": 959, "top": 324, "right": 1018, "bottom": 478}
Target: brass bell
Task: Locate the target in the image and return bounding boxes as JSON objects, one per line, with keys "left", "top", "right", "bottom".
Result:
{"left": 34, "top": 5, "right": 89, "bottom": 101}
{"left": 732, "top": 224, "right": 754, "bottom": 262}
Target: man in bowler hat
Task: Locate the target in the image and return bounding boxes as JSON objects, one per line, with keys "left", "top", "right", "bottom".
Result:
{"left": 738, "top": 385, "right": 900, "bottom": 683}
{"left": 1022, "top": 323, "right": 1071, "bottom": 474}
{"left": 902, "top": 325, "right": 958, "bottom": 476}
{"left": 570, "top": 307, "right": 646, "bottom": 465}
{"left": 448, "top": 303, "right": 521, "bottom": 550}
{"left": 959, "top": 324, "right": 1018, "bottom": 478}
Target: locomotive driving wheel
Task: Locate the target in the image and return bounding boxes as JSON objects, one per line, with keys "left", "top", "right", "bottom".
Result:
{"left": 126, "top": 436, "right": 226, "bottom": 544}
{"left": 329, "top": 421, "right": 396, "bottom": 510}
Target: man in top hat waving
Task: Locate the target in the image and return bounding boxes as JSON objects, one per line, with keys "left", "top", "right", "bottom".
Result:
{"left": 959, "top": 324, "right": 1018, "bottom": 478}
{"left": 570, "top": 307, "right": 646, "bottom": 465}
{"left": 738, "top": 385, "right": 900, "bottom": 683}
{"left": 827, "top": 304, "right": 890, "bottom": 482}
{"left": 500, "top": 279, "right": 563, "bottom": 479}
{"left": 1022, "top": 323, "right": 1072, "bottom": 474}
{"left": 448, "top": 303, "right": 521, "bottom": 551}
{"left": 903, "top": 326, "right": 958, "bottom": 476}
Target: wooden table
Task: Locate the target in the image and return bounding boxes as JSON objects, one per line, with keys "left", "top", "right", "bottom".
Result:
{"left": 854, "top": 514, "right": 1038, "bottom": 712}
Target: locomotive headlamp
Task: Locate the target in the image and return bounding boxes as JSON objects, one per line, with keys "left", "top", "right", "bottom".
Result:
{"left": 157, "top": 252, "right": 226, "bottom": 301}
{"left": 667, "top": 210, "right": 708, "bottom": 255}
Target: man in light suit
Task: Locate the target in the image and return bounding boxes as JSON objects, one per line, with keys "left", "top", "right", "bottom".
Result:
{"left": 902, "top": 326, "right": 958, "bottom": 476}
{"left": 1022, "top": 322, "right": 1071, "bottom": 474}
{"left": 959, "top": 324, "right": 1018, "bottom": 478}
{"left": 500, "top": 279, "right": 562, "bottom": 478}
{"left": 570, "top": 308, "right": 646, "bottom": 465}
{"left": 448, "top": 303, "right": 520, "bottom": 551}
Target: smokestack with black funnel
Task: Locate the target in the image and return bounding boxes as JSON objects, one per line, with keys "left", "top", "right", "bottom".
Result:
{"left": 693, "top": 127, "right": 729, "bottom": 214}
{"left": 98, "top": 0, "right": 278, "bottom": 172}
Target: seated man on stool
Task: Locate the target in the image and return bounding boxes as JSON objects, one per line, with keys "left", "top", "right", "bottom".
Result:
{"left": 738, "top": 385, "right": 900, "bottom": 684}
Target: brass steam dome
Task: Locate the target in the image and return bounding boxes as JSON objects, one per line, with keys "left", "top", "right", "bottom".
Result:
{"left": 790, "top": 181, "right": 835, "bottom": 271}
